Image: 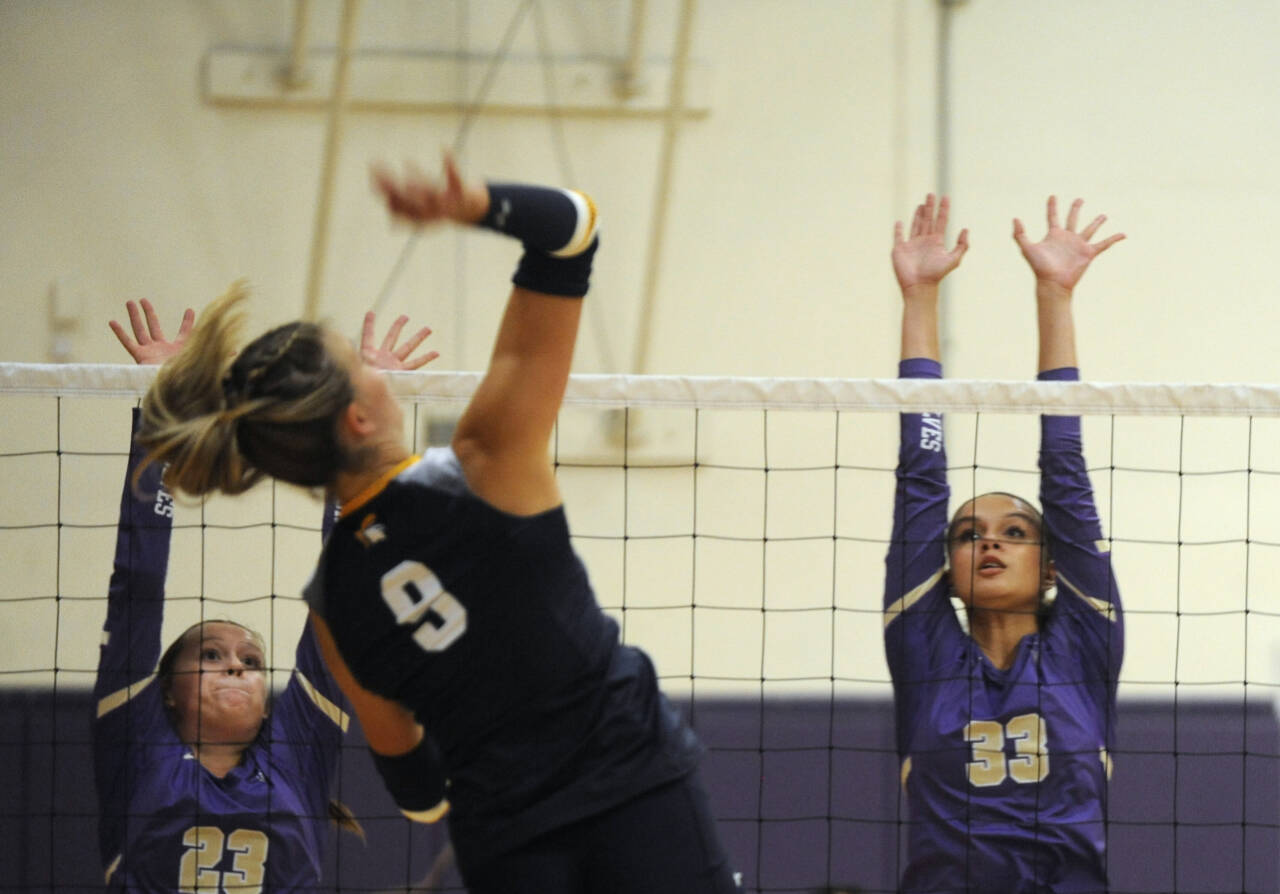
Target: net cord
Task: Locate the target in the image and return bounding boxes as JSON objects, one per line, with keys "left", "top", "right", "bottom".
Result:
{"left": 9, "top": 362, "right": 1280, "bottom": 416}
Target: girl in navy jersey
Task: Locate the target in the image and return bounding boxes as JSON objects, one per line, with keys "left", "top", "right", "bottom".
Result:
{"left": 884, "top": 195, "right": 1125, "bottom": 893}
{"left": 96, "top": 298, "right": 435, "bottom": 891}
{"left": 130, "top": 157, "right": 737, "bottom": 894}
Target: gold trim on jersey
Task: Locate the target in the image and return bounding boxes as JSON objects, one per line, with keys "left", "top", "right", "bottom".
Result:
{"left": 900, "top": 756, "right": 912, "bottom": 790}
{"left": 1056, "top": 571, "right": 1118, "bottom": 623}
{"left": 97, "top": 673, "right": 157, "bottom": 719}
{"left": 294, "top": 669, "right": 350, "bottom": 732}
{"left": 883, "top": 567, "right": 945, "bottom": 629}
{"left": 401, "top": 798, "right": 450, "bottom": 824}
{"left": 104, "top": 853, "right": 122, "bottom": 884}
{"left": 340, "top": 456, "right": 420, "bottom": 519}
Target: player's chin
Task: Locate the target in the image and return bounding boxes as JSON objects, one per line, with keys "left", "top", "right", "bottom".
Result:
{"left": 964, "top": 587, "right": 1016, "bottom": 609}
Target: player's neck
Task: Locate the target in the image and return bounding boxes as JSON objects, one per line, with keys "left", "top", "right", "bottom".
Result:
{"left": 968, "top": 608, "right": 1038, "bottom": 670}
{"left": 191, "top": 742, "right": 249, "bottom": 779}
{"left": 333, "top": 440, "right": 414, "bottom": 505}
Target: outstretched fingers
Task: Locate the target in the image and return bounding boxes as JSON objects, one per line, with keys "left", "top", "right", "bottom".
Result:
{"left": 920, "top": 194, "right": 936, "bottom": 235}
{"left": 1039, "top": 194, "right": 1059, "bottom": 231}
{"left": 399, "top": 334, "right": 439, "bottom": 370}
{"left": 1066, "top": 203, "right": 1126, "bottom": 254}
{"left": 107, "top": 319, "right": 144, "bottom": 363}
{"left": 891, "top": 193, "right": 967, "bottom": 292}
{"left": 380, "top": 314, "right": 409, "bottom": 356}
{"left": 371, "top": 150, "right": 487, "bottom": 226}
{"left": 909, "top": 199, "right": 925, "bottom": 239}
{"left": 175, "top": 307, "right": 195, "bottom": 341}
{"left": 361, "top": 311, "right": 439, "bottom": 371}
{"left": 360, "top": 310, "right": 379, "bottom": 360}
{"left": 1064, "top": 197, "right": 1083, "bottom": 233}
{"left": 395, "top": 325, "right": 434, "bottom": 363}
{"left": 125, "top": 299, "right": 152, "bottom": 344}
{"left": 108, "top": 299, "right": 195, "bottom": 365}
{"left": 1012, "top": 217, "right": 1030, "bottom": 250}
{"left": 1091, "top": 231, "right": 1126, "bottom": 254}
{"left": 901, "top": 193, "right": 945, "bottom": 240}
{"left": 934, "top": 195, "right": 951, "bottom": 236}
{"left": 141, "top": 297, "right": 167, "bottom": 341}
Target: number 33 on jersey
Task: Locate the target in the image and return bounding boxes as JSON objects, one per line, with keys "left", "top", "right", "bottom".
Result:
{"left": 963, "top": 712, "right": 1049, "bottom": 787}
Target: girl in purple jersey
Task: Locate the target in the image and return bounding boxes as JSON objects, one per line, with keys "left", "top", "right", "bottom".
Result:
{"left": 884, "top": 195, "right": 1125, "bottom": 893}
{"left": 125, "top": 157, "right": 737, "bottom": 894}
{"left": 95, "top": 299, "right": 435, "bottom": 892}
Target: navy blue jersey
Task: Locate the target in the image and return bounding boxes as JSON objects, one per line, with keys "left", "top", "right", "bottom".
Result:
{"left": 304, "top": 448, "right": 701, "bottom": 867}
{"left": 93, "top": 410, "right": 349, "bottom": 892}
{"left": 884, "top": 359, "right": 1124, "bottom": 894}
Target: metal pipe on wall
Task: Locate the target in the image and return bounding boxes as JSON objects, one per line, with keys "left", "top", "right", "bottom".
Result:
{"left": 283, "top": 0, "right": 313, "bottom": 89}
{"left": 302, "top": 0, "right": 361, "bottom": 322}
{"left": 630, "top": 0, "right": 697, "bottom": 374}
{"left": 615, "top": 0, "right": 649, "bottom": 99}
{"left": 936, "top": 0, "right": 965, "bottom": 368}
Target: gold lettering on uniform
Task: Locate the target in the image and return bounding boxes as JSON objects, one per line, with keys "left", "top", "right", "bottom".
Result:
{"left": 964, "top": 713, "right": 1051, "bottom": 788}
{"left": 178, "top": 826, "right": 269, "bottom": 894}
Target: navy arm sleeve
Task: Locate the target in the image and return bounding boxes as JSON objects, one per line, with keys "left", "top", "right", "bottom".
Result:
{"left": 1038, "top": 367, "right": 1124, "bottom": 682}
{"left": 883, "top": 359, "right": 962, "bottom": 693}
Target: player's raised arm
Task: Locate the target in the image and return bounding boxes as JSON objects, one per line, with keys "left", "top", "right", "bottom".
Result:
{"left": 1018, "top": 198, "right": 1126, "bottom": 676}
{"left": 884, "top": 196, "right": 967, "bottom": 674}
{"left": 892, "top": 193, "right": 968, "bottom": 363}
{"left": 374, "top": 154, "right": 598, "bottom": 516}
{"left": 96, "top": 300, "right": 193, "bottom": 712}
{"left": 1013, "top": 196, "right": 1124, "bottom": 373}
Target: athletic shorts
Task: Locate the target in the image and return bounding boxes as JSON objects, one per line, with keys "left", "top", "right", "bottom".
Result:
{"left": 458, "top": 772, "right": 739, "bottom": 894}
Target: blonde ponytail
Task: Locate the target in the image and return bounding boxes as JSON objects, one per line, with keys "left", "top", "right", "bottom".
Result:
{"left": 136, "top": 281, "right": 357, "bottom": 497}
{"left": 136, "top": 282, "right": 263, "bottom": 496}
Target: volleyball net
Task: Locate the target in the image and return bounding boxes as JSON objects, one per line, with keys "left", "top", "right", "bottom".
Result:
{"left": 0, "top": 362, "right": 1276, "bottom": 893}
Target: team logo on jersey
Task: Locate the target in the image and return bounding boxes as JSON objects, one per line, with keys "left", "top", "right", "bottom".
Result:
{"left": 920, "top": 413, "right": 943, "bottom": 453}
{"left": 154, "top": 487, "right": 174, "bottom": 518}
{"left": 356, "top": 514, "right": 387, "bottom": 548}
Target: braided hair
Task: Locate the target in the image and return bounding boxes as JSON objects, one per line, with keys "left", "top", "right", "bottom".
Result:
{"left": 136, "top": 282, "right": 356, "bottom": 496}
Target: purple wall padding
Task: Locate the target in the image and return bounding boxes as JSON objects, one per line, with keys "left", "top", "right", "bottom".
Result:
{"left": 1, "top": 692, "right": 1275, "bottom": 893}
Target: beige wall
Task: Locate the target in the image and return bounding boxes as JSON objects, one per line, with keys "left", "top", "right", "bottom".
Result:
{"left": 2, "top": 1, "right": 1278, "bottom": 696}
{"left": 5, "top": 1, "right": 1278, "bottom": 382}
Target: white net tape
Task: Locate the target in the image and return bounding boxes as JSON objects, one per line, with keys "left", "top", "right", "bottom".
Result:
{"left": 9, "top": 361, "right": 1280, "bottom": 415}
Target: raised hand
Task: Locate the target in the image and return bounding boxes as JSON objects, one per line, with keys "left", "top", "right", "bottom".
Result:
{"left": 1013, "top": 197, "right": 1124, "bottom": 292}
{"left": 360, "top": 312, "right": 438, "bottom": 371}
{"left": 108, "top": 299, "right": 195, "bottom": 366}
{"left": 892, "top": 194, "right": 970, "bottom": 292}
{"left": 371, "top": 153, "right": 490, "bottom": 228}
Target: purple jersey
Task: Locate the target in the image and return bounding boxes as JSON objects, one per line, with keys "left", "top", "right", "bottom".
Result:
{"left": 93, "top": 410, "right": 349, "bottom": 892}
{"left": 884, "top": 359, "right": 1124, "bottom": 894}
